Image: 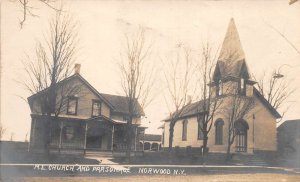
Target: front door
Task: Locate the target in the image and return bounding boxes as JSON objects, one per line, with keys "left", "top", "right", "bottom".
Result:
{"left": 86, "top": 135, "right": 102, "bottom": 148}
{"left": 235, "top": 120, "right": 249, "bottom": 152}
{"left": 235, "top": 130, "right": 247, "bottom": 152}
{"left": 86, "top": 124, "right": 105, "bottom": 149}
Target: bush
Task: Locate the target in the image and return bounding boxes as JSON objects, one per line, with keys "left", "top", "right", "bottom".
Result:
{"left": 186, "top": 146, "right": 192, "bottom": 156}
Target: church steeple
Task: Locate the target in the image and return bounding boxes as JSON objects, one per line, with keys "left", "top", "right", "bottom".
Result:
{"left": 218, "top": 18, "right": 245, "bottom": 62}
{"left": 213, "top": 18, "right": 250, "bottom": 80}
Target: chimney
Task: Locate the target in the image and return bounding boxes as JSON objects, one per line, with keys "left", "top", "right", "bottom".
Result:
{"left": 74, "top": 64, "right": 81, "bottom": 74}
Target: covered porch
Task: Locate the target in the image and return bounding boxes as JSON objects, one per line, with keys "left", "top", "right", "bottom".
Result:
{"left": 43, "top": 116, "right": 145, "bottom": 154}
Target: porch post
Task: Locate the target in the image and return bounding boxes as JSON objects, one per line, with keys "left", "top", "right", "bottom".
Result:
{"left": 84, "top": 121, "right": 88, "bottom": 154}
{"left": 59, "top": 121, "right": 63, "bottom": 153}
{"left": 143, "top": 131, "right": 145, "bottom": 151}
{"left": 29, "top": 118, "right": 36, "bottom": 151}
{"left": 111, "top": 125, "right": 115, "bottom": 151}
{"left": 252, "top": 114, "right": 255, "bottom": 152}
{"left": 134, "top": 127, "right": 138, "bottom": 151}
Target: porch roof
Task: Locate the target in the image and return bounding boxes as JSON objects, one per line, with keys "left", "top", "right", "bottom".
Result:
{"left": 86, "top": 115, "right": 126, "bottom": 125}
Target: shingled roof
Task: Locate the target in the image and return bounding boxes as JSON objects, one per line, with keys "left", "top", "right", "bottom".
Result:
{"left": 101, "top": 93, "right": 145, "bottom": 116}
{"left": 163, "top": 88, "right": 281, "bottom": 122}
{"left": 163, "top": 100, "right": 207, "bottom": 121}
{"left": 214, "top": 18, "right": 250, "bottom": 79}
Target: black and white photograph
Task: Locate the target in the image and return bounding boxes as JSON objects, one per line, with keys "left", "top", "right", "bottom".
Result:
{"left": 1, "top": 0, "right": 300, "bottom": 181}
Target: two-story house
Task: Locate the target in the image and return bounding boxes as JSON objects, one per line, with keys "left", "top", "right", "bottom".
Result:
{"left": 162, "top": 18, "right": 281, "bottom": 154}
{"left": 28, "top": 64, "right": 146, "bottom": 154}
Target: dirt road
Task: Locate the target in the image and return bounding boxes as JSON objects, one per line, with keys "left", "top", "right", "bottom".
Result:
{"left": 1, "top": 173, "right": 300, "bottom": 182}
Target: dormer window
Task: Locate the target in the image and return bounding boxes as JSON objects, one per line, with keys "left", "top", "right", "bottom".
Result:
{"left": 92, "top": 100, "right": 101, "bottom": 117}
{"left": 216, "top": 79, "right": 223, "bottom": 96}
{"left": 241, "top": 78, "right": 244, "bottom": 89}
{"left": 239, "top": 78, "right": 246, "bottom": 96}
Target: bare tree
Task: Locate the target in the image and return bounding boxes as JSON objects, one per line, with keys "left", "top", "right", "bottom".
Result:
{"left": 25, "top": 132, "right": 29, "bottom": 142}
{"left": 10, "top": 132, "right": 15, "bottom": 141}
{"left": 0, "top": 122, "right": 6, "bottom": 140}
{"left": 13, "top": 0, "right": 62, "bottom": 28}
{"left": 163, "top": 45, "right": 196, "bottom": 151}
{"left": 255, "top": 69, "right": 296, "bottom": 121}
{"left": 196, "top": 43, "right": 223, "bottom": 153}
{"left": 21, "top": 12, "right": 80, "bottom": 151}
{"left": 222, "top": 87, "right": 255, "bottom": 160}
{"left": 118, "top": 28, "right": 155, "bottom": 162}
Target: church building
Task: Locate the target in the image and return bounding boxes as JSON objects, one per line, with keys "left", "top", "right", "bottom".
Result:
{"left": 161, "top": 19, "right": 281, "bottom": 154}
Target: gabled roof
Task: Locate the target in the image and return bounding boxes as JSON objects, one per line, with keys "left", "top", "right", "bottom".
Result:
{"left": 101, "top": 93, "right": 145, "bottom": 116}
{"left": 253, "top": 88, "right": 281, "bottom": 119}
{"left": 27, "top": 73, "right": 114, "bottom": 109}
{"left": 27, "top": 73, "right": 145, "bottom": 117}
{"left": 214, "top": 18, "right": 250, "bottom": 80}
{"left": 163, "top": 100, "right": 207, "bottom": 121}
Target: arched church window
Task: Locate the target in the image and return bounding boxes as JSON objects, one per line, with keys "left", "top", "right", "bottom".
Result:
{"left": 182, "top": 119, "right": 188, "bottom": 141}
{"left": 215, "top": 119, "right": 224, "bottom": 145}
{"left": 162, "top": 131, "right": 164, "bottom": 144}
{"left": 198, "top": 120, "right": 204, "bottom": 140}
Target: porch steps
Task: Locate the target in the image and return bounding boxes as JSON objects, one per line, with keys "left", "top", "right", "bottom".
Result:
{"left": 50, "top": 149, "right": 84, "bottom": 156}
{"left": 232, "top": 154, "right": 269, "bottom": 166}
{"left": 85, "top": 151, "right": 113, "bottom": 157}
{"left": 249, "top": 158, "right": 268, "bottom": 166}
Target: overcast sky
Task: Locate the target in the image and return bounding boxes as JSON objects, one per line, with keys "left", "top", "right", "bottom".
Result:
{"left": 1, "top": 0, "right": 300, "bottom": 141}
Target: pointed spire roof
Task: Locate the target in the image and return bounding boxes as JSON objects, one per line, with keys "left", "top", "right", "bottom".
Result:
{"left": 214, "top": 18, "right": 250, "bottom": 80}
{"left": 218, "top": 18, "right": 245, "bottom": 61}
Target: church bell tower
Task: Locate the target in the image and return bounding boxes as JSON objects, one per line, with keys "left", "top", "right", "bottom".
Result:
{"left": 212, "top": 18, "right": 256, "bottom": 97}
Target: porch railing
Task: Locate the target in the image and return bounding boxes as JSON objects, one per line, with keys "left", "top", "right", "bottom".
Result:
{"left": 50, "top": 141, "right": 84, "bottom": 149}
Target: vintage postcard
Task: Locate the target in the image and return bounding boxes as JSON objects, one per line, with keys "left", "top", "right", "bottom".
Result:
{"left": 1, "top": 0, "right": 300, "bottom": 181}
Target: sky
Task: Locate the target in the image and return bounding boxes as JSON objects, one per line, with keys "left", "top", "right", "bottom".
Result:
{"left": 1, "top": 0, "right": 300, "bottom": 141}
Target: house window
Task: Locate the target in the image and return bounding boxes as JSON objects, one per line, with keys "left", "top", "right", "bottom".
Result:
{"left": 182, "top": 119, "right": 188, "bottom": 141}
{"left": 92, "top": 100, "right": 101, "bottom": 117}
{"left": 198, "top": 120, "right": 204, "bottom": 140}
{"left": 67, "top": 96, "right": 78, "bottom": 115}
{"left": 216, "top": 80, "right": 223, "bottom": 96}
{"left": 215, "top": 119, "right": 224, "bottom": 145}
